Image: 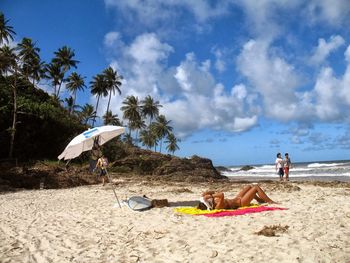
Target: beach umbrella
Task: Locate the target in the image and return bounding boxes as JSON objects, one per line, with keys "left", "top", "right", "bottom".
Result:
{"left": 58, "top": 125, "right": 125, "bottom": 208}
{"left": 58, "top": 125, "right": 125, "bottom": 160}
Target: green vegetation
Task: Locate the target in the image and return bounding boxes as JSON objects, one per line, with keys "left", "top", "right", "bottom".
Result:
{"left": 0, "top": 12, "right": 180, "bottom": 161}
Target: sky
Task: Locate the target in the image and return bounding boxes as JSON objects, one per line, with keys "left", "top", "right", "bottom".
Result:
{"left": 2, "top": 0, "right": 350, "bottom": 166}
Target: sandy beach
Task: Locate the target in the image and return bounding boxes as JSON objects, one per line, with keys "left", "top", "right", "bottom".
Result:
{"left": 1, "top": 178, "right": 349, "bottom": 263}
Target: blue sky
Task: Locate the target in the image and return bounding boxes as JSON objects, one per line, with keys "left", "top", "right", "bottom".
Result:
{"left": 2, "top": 0, "right": 350, "bottom": 165}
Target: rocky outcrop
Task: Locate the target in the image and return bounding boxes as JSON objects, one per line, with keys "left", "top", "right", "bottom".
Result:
{"left": 0, "top": 163, "right": 99, "bottom": 191}
{"left": 215, "top": 166, "right": 231, "bottom": 172}
{"left": 0, "top": 147, "right": 226, "bottom": 191}
{"left": 111, "top": 148, "right": 225, "bottom": 181}
{"left": 240, "top": 165, "right": 255, "bottom": 171}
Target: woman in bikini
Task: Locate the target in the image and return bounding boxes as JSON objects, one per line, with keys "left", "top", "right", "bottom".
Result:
{"left": 200, "top": 184, "right": 277, "bottom": 210}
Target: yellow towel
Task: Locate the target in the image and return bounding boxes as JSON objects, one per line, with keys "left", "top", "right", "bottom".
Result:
{"left": 174, "top": 204, "right": 259, "bottom": 215}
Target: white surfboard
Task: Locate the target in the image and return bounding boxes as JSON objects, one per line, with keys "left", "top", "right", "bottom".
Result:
{"left": 127, "top": 196, "right": 152, "bottom": 211}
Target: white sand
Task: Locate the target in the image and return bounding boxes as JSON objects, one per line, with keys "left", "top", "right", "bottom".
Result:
{"left": 0, "top": 180, "right": 349, "bottom": 263}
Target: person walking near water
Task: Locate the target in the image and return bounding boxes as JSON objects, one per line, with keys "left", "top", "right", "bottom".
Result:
{"left": 275, "top": 153, "right": 284, "bottom": 181}
{"left": 284, "top": 153, "right": 292, "bottom": 181}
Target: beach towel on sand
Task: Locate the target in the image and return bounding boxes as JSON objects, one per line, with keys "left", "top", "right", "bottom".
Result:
{"left": 175, "top": 205, "right": 287, "bottom": 217}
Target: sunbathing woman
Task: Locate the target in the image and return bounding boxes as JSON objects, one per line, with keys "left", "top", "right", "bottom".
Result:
{"left": 200, "top": 184, "right": 277, "bottom": 210}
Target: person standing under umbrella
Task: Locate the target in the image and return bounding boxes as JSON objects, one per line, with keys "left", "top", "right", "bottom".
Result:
{"left": 89, "top": 137, "right": 102, "bottom": 173}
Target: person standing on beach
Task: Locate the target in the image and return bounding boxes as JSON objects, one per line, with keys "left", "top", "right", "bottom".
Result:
{"left": 89, "top": 138, "right": 102, "bottom": 173}
{"left": 96, "top": 155, "right": 108, "bottom": 186}
{"left": 275, "top": 153, "right": 284, "bottom": 181}
{"left": 284, "top": 153, "right": 292, "bottom": 181}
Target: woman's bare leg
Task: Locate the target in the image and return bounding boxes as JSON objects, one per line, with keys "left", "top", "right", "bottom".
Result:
{"left": 240, "top": 185, "right": 276, "bottom": 206}
{"left": 253, "top": 193, "right": 265, "bottom": 203}
{"left": 235, "top": 185, "right": 253, "bottom": 198}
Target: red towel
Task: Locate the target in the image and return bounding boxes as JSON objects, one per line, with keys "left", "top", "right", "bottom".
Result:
{"left": 203, "top": 206, "right": 287, "bottom": 217}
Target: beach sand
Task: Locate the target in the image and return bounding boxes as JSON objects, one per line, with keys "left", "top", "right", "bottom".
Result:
{"left": 1, "top": 178, "right": 349, "bottom": 263}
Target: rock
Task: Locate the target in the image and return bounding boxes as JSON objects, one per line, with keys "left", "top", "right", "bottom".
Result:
{"left": 240, "top": 165, "right": 254, "bottom": 171}
{"left": 0, "top": 147, "right": 226, "bottom": 190}
{"left": 111, "top": 148, "right": 225, "bottom": 181}
{"left": 215, "top": 166, "right": 230, "bottom": 172}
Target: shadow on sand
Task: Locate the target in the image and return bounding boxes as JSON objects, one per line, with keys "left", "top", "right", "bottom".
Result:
{"left": 168, "top": 200, "right": 199, "bottom": 207}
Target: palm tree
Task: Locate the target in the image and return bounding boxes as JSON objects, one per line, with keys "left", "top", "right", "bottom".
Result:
{"left": 90, "top": 73, "right": 108, "bottom": 127}
{"left": 121, "top": 95, "right": 141, "bottom": 135}
{"left": 141, "top": 95, "right": 162, "bottom": 125}
{"left": 165, "top": 133, "right": 180, "bottom": 155}
{"left": 103, "top": 66, "right": 122, "bottom": 113}
{"left": 28, "top": 56, "right": 45, "bottom": 86}
{"left": 16, "top": 37, "right": 40, "bottom": 81}
{"left": 139, "top": 128, "right": 157, "bottom": 150}
{"left": 130, "top": 116, "right": 146, "bottom": 146}
{"left": 45, "top": 62, "right": 63, "bottom": 95}
{"left": 0, "top": 45, "right": 16, "bottom": 76}
{"left": 64, "top": 96, "right": 80, "bottom": 115}
{"left": 50, "top": 94, "right": 64, "bottom": 107}
{"left": 153, "top": 115, "right": 173, "bottom": 153}
{"left": 78, "top": 103, "right": 96, "bottom": 125}
{"left": 66, "top": 72, "right": 86, "bottom": 109}
{"left": 122, "top": 133, "right": 133, "bottom": 146}
{"left": 0, "top": 12, "right": 16, "bottom": 45}
{"left": 0, "top": 44, "right": 19, "bottom": 158}
{"left": 52, "top": 46, "right": 79, "bottom": 96}
{"left": 103, "top": 110, "right": 122, "bottom": 125}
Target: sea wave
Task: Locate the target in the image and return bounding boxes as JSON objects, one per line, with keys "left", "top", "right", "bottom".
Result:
{"left": 222, "top": 171, "right": 350, "bottom": 178}
{"left": 307, "top": 162, "right": 346, "bottom": 168}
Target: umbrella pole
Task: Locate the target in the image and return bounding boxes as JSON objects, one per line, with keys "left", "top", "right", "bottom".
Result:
{"left": 106, "top": 169, "right": 121, "bottom": 208}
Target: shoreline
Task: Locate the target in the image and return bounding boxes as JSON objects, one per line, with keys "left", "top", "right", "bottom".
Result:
{"left": 227, "top": 175, "right": 350, "bottom": 183}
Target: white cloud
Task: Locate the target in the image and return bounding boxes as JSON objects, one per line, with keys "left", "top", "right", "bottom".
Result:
{"left": 310, "top": 35, "right": 345, "bottom": 65}
{"left": 310, "top": 45, "right": 350, "bottom": 121}
{"left": 174, "top": 53, "right": 215, "bottom": 96}
{"left": 237, "top": 0, "right": 302, "bottom": 41}
{"left": 100, "top": 32, "right": 260, "bottom": 137}
{"left": 100, "top": 1, "right": 350, "bottom": 139}
{"left": 307, "top": 0, "right": 350, "bottom": 27}
{"left": 211, "top": 47, "right": 227, "bottom": 73}
{"left": 104, "top": 0, "right": 231, "bottom": 26}
{"left": 314, "top": 67, "right": 341, "bottom": 120}
{"left": 127, "top": 33, "right": 173, "bottom": 63}
{"left": 340, "top": 46, "right": 350, "bottom": 105}
{"left": 237, "top": 39, "right": 300, "bottom": 120}
{"left": 104, "top": 32, "right": 121, "bottom": 47}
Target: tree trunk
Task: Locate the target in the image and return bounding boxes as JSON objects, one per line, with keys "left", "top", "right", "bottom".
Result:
{"left": 73, "top": 90, "right": 77, "bottom": 109}
{"left": 9, "top": 71, "right": 18, "bottom": 158}
{"left": 56, "top": 79, "right": 63, "bottom": 97}
{"left": 92, "top": 96, "right": 100, "bottom": 127}
{"left": 106, "top": 93, "right": 111, "bottom": 114}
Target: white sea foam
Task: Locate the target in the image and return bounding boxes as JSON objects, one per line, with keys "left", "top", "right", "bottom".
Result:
{"left": 222, "top": 160, "right": 350, "bottom": 178}
{"left": 307, "top": 162, "right": 346, "bottom": 168}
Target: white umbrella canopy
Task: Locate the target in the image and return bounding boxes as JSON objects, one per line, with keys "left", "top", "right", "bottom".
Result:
{"left": 58, "top": 125, "right": 125, "bottom": 161}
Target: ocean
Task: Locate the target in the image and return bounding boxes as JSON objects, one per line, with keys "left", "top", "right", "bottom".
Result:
{"left": 222, "top": 160, "right": 350, "bottom": 182}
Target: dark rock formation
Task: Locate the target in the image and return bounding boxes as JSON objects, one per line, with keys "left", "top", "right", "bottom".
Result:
{"left": 0, "top": 147, "right": 226, "bottom": 191}
{"left": 0, "top": 163, "right": 99, "bottom": 191}
{"left": 215, "top": 166, "right": 231, "bottom": 172}
{"left": 111, "top": 148, "right": 225, "bottom": 182}
{"left": 240, "top": 165, "right": 255, "bottom": 171}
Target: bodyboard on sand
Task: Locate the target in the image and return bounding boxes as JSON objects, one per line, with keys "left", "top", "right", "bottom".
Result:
{"left": 127, "top": 196, "right": 152, "bottom": 211}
